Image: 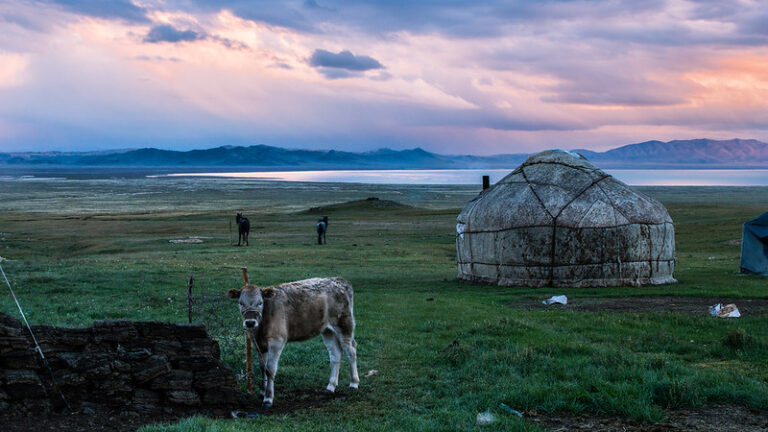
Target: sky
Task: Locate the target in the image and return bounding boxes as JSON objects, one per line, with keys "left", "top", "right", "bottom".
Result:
{"left": 0, "top": 0, "right": 767, "bottom": 155}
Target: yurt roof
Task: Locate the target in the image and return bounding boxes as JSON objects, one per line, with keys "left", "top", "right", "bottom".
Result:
{"left": 458, "top": 150, "right": 672, "bottom": 230}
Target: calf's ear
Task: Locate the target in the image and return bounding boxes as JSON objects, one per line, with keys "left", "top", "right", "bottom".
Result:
{"left": 261, "top": 287, "right": 276, "bottom": 299}
{"left": 226, "top": 288, "right": 241, "bottom": 299}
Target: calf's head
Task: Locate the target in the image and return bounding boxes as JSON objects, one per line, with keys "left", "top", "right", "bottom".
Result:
{"left": 226, "top": 285, "right": 274, "bottom": 328}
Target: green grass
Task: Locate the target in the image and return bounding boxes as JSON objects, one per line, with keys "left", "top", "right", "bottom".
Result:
{"left": 1, "top": 178, "right": 767, "bottom": 431}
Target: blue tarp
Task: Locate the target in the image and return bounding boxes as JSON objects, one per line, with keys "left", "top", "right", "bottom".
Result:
{"left": 740, "top": 212, "right": 768, "bottom": 276}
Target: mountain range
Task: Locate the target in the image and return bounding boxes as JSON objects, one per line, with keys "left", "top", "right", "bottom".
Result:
{"left": 1, "top": 138, "right": 767, "bottom": 170}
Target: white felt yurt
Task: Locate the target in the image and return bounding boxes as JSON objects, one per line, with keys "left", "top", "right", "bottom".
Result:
{"left": 456, "top": 150, "right": 676, "bottom": 287}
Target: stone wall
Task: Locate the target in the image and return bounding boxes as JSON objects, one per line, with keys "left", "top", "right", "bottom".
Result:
{"left": 0, "top": 312, "right": 244, "bottom": 416}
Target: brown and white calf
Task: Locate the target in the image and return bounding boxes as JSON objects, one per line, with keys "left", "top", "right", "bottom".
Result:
{"left": 226, "top": 277, "right": 360, "bottom": 408}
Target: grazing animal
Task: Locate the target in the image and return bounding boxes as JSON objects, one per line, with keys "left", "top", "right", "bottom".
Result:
{"left": 317, "top": 216, "right": 328, "bottom": 245}
{"left": 226, "top": 277, "right": 359, "bottom": 408}
{"left": 236, "top": 213, "right": 250, "bottom": 246}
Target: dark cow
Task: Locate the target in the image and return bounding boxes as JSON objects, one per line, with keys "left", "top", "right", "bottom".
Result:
{"left": 236, "top": 213, "right": 250, "bottom": 246}
{"left": 317, "top": 216, "right": 328, "bottom": 245}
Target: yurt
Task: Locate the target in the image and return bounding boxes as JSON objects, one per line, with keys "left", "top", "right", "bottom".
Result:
{"left": 456, "top": 150, "right": 676, "bottom": 287}
{"left": 740, "top": 212, "right": 768, "bottom": 276}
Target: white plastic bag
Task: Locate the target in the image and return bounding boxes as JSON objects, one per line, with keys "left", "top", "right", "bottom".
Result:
{"left": 708, "top": 303, "right": 740, "bottom": 318}
{"left": 542, "top": 295, "right": 567, "bottom": 305}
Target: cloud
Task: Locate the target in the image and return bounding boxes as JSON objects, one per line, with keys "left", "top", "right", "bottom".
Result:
{"left": 3, "top": 0, "right": 768, "bottom": 155}
{"left": 44, "top": 0, "right": 149, "bottom": 23}
{"left": 309, "top": 49, "right": 383, "bottom": 71}
{"left": 315, "top": 68, "right": 357, "bottom": 79}
{"left": 134, "top": 55, "right": 181, "bottom": 62}
{"left": 143, "top": 24, "right": 204, "bottom": 43}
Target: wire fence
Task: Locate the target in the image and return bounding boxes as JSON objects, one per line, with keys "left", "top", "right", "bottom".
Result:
{"left": 189, "top": 289, "right": 250, "bottom": 389}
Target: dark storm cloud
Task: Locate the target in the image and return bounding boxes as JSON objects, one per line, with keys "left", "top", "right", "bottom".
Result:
{"left": 309, "top": 49, "right": 383, "bottom": 71}
{"left": 172, "top": 0, "right": 768, "bottom": 47}
{"left": 175, "top": 0, "right": 670, "bottom": 37}
{"left": 43, "top": 0, "right": 149, "bottom": 23}
{"left": 143, "top": 25, "right": 204, "bottom": 43}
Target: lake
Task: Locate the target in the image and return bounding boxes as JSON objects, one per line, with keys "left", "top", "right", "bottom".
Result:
{"left": 164, "top": 169, "right": 768, "bottom": 186}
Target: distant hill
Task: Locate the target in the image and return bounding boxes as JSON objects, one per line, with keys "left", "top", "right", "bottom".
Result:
{"left": 301, "top": 197, "right": 413, "bottom": 214}
{"left": 2, "top": 138, "right": 767, "bottom": 169}
{"left": 579, "top": 138, "right": 768, "bottom": 167}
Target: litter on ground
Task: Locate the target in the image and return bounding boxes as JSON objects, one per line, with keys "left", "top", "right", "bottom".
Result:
{"left": 169, "top": 236, "right": 206, "bottom": 244}
{"left": 543, "top": 295, "right": 568, "bottom": 305}
{"left": 500, "top": 403, "right": 524, "bottom": 417}
{"left": 476, "top": 411, "right": 496, "bottom": 426}
{"left": 365, "top": 370, "right": 378, "bottom": 377}
{"left": 709, "top": 303, "right": 741, "bottom": 318}
{"left": 231, "top": 410, "right": 261, "bottom": 419}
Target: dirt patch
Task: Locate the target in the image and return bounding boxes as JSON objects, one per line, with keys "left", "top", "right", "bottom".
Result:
{"left": 510, "top": 296, "right": 768, "bottom": 316}
{"left": 1, "top": 409, "right": 186, "bottom": 432}
{"left": 168, "top": 236, "right": 210, "bottom": 243}
{"left": 528, "top": 404, "right": 768, "bottom": 431}
{"left": 0, "top": 386, "right": 346, "bottom": 432}
{"left": 721, "top": 239, "right": 742, "bottom": 246}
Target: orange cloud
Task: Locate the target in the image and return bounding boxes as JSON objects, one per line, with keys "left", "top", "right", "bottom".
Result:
{"left": 686, "top": 55, "right": 768, "bottom": 107}
{"left": 0, "top": 52, "right": 29, "bottom": 88}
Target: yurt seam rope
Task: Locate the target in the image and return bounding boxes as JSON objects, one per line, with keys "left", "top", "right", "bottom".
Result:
{"left": 648, "top": 224, "right": 654, "bottom": 279}
{"left": 455, "top": 258, "right": 675, "bottom": 267}
{"left": 595, "top": 182, "right": 633, "bottom": 224}
{"left": 554, "top": 175, "right": 611, "bottom": 219}
{"left": 459, "top": 221, "right": 670, "bottom": 234}
{"left": 0, "top": 261, "right": 72, "bottom": 411}
{"left": 548, "top": 174, "right": 609, "bottom": 284}
{"left": 520, "top": 167, "right": 557, "bottom": 284}
{"left": 521, "top": 161, "right": 597, "bottom": 173}
{"left": 520, "top": 168, "right": 554, "bottom": 220}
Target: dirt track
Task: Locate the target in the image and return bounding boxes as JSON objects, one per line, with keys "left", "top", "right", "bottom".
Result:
{"left": 511, "top": 296, "right": 768, "bottom": 316}
{"left": 529, "top": 404, "right": 768, "bottom": 431}
{"left": 1, "top": 386, "right": 347, "bottom": 432}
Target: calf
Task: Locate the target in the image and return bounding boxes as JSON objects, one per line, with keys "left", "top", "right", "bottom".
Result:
{"left": 226, "top": 277, "right": 359, "bottom": 408}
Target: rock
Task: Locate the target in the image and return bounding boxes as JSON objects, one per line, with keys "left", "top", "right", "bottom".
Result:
{"left": 132, "top": 389, "right": 161, "bottom": 414}
{"left": 194, "top": 368, "right": 237, "bottom": 390}
{"left": 0, "top": 312, "right": 242, "bottom": 415}
{"left": 176, "top": 356, "right": 218, "bottom": 372}
{"left": 174, "top": 324, "right": 208, "bottom": 339}
{"left": 150, "top": 370, "right": 193, "bottom": 391}
{"left": 133, "top": 355, "right": 171, "bottom": 383}
{"left": 152, "top": 340, "right": 183, "bottom": 358}
{"left": 167, "top": 390, "right": 201, "bottom": 406}
{"left": 93, "top": 321, "right": 138, "bottom": 343}
{"left": 3, "top": 370, "right": 46, "bottom": 398}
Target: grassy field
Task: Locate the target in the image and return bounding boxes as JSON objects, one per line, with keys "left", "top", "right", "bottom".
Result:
{"left": 1, "top": 176, "right": 767, "bottom": 431}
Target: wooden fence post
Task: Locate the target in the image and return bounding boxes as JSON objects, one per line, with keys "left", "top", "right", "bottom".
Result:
{"left": 240, "top": 266, "right": 254, "bottom": 393}
{"left": 187, "top": 275, "right": 194, "bottom": 324}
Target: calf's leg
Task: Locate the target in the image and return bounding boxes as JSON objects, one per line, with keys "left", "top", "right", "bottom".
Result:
{"left": 258, "top": 349, "right": 267, "bottom": 397}
{"left": 336, "top": 315, "right": 359, "bottom": 388}
{"left": 340, "top": 336, "right": 360, "bottom": 389}
{"left": 263, "top": 340, "right": 285, "bottom": 408}
{"left": 321, "top": 328, "right": 342, "bottom": 392}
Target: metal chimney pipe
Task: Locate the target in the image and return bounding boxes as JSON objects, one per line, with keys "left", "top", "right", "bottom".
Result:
{"left": 482, "top": 175, "right": 490, "bottom": 190}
